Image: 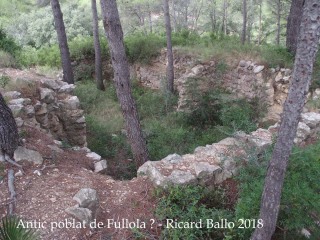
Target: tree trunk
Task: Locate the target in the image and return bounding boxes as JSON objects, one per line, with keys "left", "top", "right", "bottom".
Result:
{"left": 258, "top": 0, "right": 262, "bottom": 45}
{"left": 223, "top": 0, "right": 228, "bottom": 35}
{"left": 50, "top": 0, "right": 74, "bottom": 84}
{"left": 100, "top": 0, "right": 149, "bottom": 168}
{"left": 91, "top": 0, "right": 105, "bottom": 91}
{"left": 241, "top": 0, "right": 247, "bottom": 44}
{"left": 209, "top": 0, "right": 216, "bottom": 32}
{"left": 147, "top": 3, "right": 153, "bottom": 34}
{"left": 286, "top": 0, "right": 304, "bottom": 54}
{"left": 251, "top": 1, "right": 320, "bottom": 239}
{"left": 0, "top": 92, "right": 19, "bottom": 161}
{"left": 184, "top": 5, "right": 188, "bottom": 29}
{"left": 172, "top": 0, "right": 178, "bottom": 32}
{"left": 275, "top": 0, "right": 281, "bottom": 45}
{"left": 163, "top": 0, "right": 174, "bottom": 93}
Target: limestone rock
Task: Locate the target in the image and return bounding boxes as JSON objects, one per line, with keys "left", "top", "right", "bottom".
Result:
{"left": 191, "top": 65, "right": 204, "bottom": 75}
{"left": 14, "top": 146, "right": 43, "bottom": 164}
{"left": 163, "top": 153, "right": 183, "bottom": 164}
{"left": 193, "top": 162, "right": 222, "bottom": 184}
{"left": 39, "top": 88, "right": 55, "bottom": 104}
{"left": 249, "top": 128, "right": 273, "bottom": 152}
{"left": 86, "top": 152, "right": 101, "bottom": 161}
{"left": 8, "top": 104, "right": 24, "bottom": 118}
{"left": 9, "top": 98, "right": 31, "bottom": 106}
{"left": 41, "top": 79, "right": 62, "bottom": 90}
{"left": 94, "top": 160, "right": 107, "bottom": 173}
{"left": 58, "top": 84, "right": 75, "bottom": 94}
{"left": 294, "top": 122, "right": 311, "bottom": 144}
{"left": 137, "top": 161, "right": 168, "bottom": 187}
{"left": 253, "top": 65, "right": 264, "bottom": 74}
{"left": 62, "top": 96, "right": 80, "bottom": 110}
{"left": 24, "top": 105, "right": 35, "bottom": 118}
{"left": 167, "top": 170, "right": 197, "bottom": 186}
{"left": 239, "top": 60, "right": 247, "bottom": 67}
{"left": 301, "top": 112, "right": 320, "bottom": 129}
{"left": 47, "top": 145, "right": 64, "bottom": 153}
{"left": 73, "top": 188, "right": 99, "bottom": 217}
{"left": 15, "top": 117, "right": 24, "bottom": 127}
{"left": 65, "top": 206, "right": 93, "bottom": 225}
{"left": 3, "top": 91, "right": 21, "bottom": 100}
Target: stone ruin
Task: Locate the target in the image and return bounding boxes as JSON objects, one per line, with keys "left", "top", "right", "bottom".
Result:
{"left": 138, "top": 112, "right": 320, "bottom": 188}
{"left": 3, "top": 77, "right": 86, "bottom": 147}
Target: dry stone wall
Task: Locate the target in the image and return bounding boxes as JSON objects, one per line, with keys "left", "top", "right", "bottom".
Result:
{"left": 4, "top": 78, "right": 86, "bottom": 147}
{"left": 138, "top": 111, "right": 320, "bottom": 188}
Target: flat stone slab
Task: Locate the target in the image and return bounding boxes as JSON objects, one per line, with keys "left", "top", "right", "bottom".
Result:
{"left": 14, "top": 146, "right": 43, "bottom": 165}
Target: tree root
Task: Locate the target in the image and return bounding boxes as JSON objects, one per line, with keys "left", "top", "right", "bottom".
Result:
{"left": 7, "top": 169, "right": 16, "bottom": 215}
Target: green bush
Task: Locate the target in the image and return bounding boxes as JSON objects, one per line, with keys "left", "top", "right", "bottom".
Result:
{"left": 0, "top": 29, "right": 20, "bottom": 57}
{"left": 235, "top": 142, "right": 320, "bottom": 239}
{"left": 5, "top": 3, "right": 92, "bottom": 48}
{"left": 69, "top": 36, "right": 109, "bottom": 61}
{"left": 0, "top": 75, "right": 10, "bottom": 88}
{"left": 155, "top": 185, "right": 233, "bottom": 240}
{"left": 182, "top": 89, "right": 257, "bottom": 133}
{"left": 18, "top": 45, "right": 60, "bottom": 67}
{"left": 144, "top": 119, "right": 195, "bottom": 160}
{"left": 171, "top": 29, "right": 201, "bottom": 46}
{"left": 220, "top": 98, "right": 257, "bottom": 133}
{"left": 0, "top": 216, "right": 38, "bottom": 240}
{"left": 260, "top": 45, "right": 294, "bottom": 68}
{"left": 125, "top": 33, "right": 165, "bottom": 64}
{"left": 73, "top": 63, "right": 94, "bottom": 81}
{"left": 18, "top": 36, "right": 109, "bottom": 68}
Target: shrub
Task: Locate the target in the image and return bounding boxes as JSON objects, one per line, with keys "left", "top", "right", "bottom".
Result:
{"left": 155, "top": 185, "right": 233, "bottom": 240}
{"left": 219, "top": 98, "right": 257, "bottom": 133}
{"left": 235, "top": 142, "right": 320, "bottom": 239}
{"left": 5, "top": 3, "right": 92, "bottom": 48}
{"left": 0, "top": 75, "right": 10, "bottom": 89}
{"left": 73, "top": 63, "right": 94, "bottom": 81}
{"left": 0, "top": 29, "right": 20, "bottom": 57}
{"left": 0, "top": 216, "right": 38, "bottom": 240}
{"left": 171, "top": 29, "right": 201, "bottom": 46}
{"left": 125, "top": 33, "right": 165, "bottom": 64}
{"left": 18, "top": 45, "right": 60, "bottom": 68}
{"left": 260, "top": 45, "right": 294, "bottom": 68}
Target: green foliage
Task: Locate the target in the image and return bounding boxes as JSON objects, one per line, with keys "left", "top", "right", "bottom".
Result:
{"left": 183, "top": 88, "right": 258, "bottom": 134}
{"left": 235, "top": 142, "right": 320, "bottom": 239}
{"left": 0, "top": 216, "right": 38, "bottom": 240}
{"left": 0, "top": 163, "right": 4, "bottom": 182}
{"left": 6, "top": 3, "right": 92, "bottom": 48}
{"left": 133, "top": 82, "right": 178, "bottom": 119}
{"left": 69, "top": 36, "right": 109, "bottom": 61}
{"left": 260, "top": 45, "right": 294, "bottom": 68}
{"left": 155, "top": 185, "right": 233, "bottom": 240}
{"left": 18, "top": 36, "right": 108, "bottom": 68}
{"left": 220, "top": 99, "right": 257, "bottom": 133}
{"left": 125, "top": 33, "right": 166, "bottom": 64}
{"left": 0, "top": 75, "right": 10, "bottom": 89}
{"left": 171, "top": 29, "right": 202, "bottom": 46}
{"left": 18, "top": 45, "right": 60, "bottom": 67}
{"left": 0, "top": 29, "right": 20, "bottom": 57}
{"left": 73, "top": 63, "right": 94, "bottom": 81}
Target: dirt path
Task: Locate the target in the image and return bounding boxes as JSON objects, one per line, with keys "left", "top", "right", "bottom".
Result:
{"left": 0, "top": 68, "right": 161, "bottom": 239}
{"left": 0, "top": 126, "right": 160, "bottom": 239}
